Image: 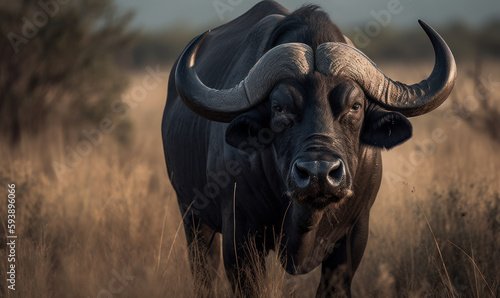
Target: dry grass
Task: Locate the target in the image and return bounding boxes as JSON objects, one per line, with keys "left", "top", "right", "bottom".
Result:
{"left": 1, "top": 61, "right": 499, "bottom": 297}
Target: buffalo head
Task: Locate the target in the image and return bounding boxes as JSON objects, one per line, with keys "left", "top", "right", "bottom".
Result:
{"left": 174, "top": 20, "right": 456, "bottom": 209}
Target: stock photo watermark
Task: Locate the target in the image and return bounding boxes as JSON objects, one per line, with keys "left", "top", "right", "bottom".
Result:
{"left": 7, "top": 0, "right": 71, "bottom": 53}
{"left": 51, "top": 65, "right": 168, "bottom": 180}
{"left": 187, "top": 114, "right": 297, "bottom": 215}
{"left": 96, "top": 267, "right": 135, "bottom": 298}
{"left": 353, "top": 0, "right": 407, "bottom": 48}
{"left": 384, "top": 72, "right": 500, "bottom": 192}
{"left": 6, "top": 183, "right": 18, "bottom": 291}
{"left": 213, "top": 0, "right": 244, "bottom": 21}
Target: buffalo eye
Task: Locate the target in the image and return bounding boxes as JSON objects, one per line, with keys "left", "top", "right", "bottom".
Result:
{"left": 351, "top": 102, "right": 362, "bottom": 112}
{"left": 273, "top": 104, "right": 284, "bottom": 113}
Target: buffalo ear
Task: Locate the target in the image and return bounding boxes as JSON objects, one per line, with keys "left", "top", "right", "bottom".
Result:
{"left": 225, "top": 107, "right": 269, "bottom": 149}
{"left": 361, "top": 108, "right": 412, "bottom": 149}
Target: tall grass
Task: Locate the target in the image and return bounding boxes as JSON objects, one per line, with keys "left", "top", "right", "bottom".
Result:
{"left": 1, "top": 62, "right": 499, "bottom": 297}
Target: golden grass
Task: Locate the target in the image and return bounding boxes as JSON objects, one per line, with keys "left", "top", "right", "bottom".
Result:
{"left": 1, "top": 62, "right": 499, "bottom": 297}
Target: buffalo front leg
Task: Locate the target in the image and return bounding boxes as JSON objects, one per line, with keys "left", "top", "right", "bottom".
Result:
{"left": 316, "top": 213, "right": 370, "bottom": 298}
{"left": 222, "top": 223, "right": 267, "bottom": 297}
{"left": 183, "top": 216, "right": 221, "bottom": 297}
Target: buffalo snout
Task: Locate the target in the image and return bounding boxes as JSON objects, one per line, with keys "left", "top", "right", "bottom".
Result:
{"left": 293, "top": 159, "right": 344, "bottom": 187}
{"left": 291, "top": 157, "right": 350, "bottom": 207}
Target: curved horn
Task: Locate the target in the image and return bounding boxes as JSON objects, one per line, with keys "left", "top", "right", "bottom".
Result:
{"left": 316, "top": 20, "right": 456, "bottom": 117}
{"left": 175, "top": 31, "right": 314, "bottom": 122}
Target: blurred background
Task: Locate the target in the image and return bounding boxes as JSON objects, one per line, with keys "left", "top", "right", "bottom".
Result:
{"left": 0, "top": 0, "right": 499, "bottom": 297}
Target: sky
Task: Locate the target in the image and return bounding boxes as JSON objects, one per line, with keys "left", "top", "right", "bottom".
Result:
{"left": 115, "top": 0, "right": 500, "bottom": 32}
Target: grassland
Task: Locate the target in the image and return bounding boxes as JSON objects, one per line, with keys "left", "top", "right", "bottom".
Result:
{"left": 0, "top": 61, "right": 499, "bottom": 297}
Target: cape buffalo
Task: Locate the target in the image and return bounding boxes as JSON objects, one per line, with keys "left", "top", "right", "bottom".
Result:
{"left": 162, "top": 1, "right": 456, "bottom": 296}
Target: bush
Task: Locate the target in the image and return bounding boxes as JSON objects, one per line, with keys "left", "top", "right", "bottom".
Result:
{"left": 0, "top": 0, "right": 137, "bottom": 145}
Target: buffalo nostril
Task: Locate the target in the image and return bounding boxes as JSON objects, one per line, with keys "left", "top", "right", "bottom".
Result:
{"left": 293, "top": 161, "right": 311, "bottom": 188}
{"left": 295, "top": 165, "right": 310, "bottom": 180}
{"left": 327, "top": 160, "right": 344, "bottom": 186}
{"left": 293, "top": 159, "right": 346, "bottom": 190}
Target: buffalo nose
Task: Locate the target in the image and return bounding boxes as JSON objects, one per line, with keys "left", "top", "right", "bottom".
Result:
{"left": 293, "top": 159, "right": 345, "bottom": 189}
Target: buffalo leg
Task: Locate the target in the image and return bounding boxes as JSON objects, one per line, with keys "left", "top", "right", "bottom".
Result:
{"left": 183, "top": 216, "right": 221, "bottom": 296}
{"left": 222, "top": 223, "right": 267, "bottom": 297}
{"left": 316, "top": 213, "right": 370, "bottom": 298}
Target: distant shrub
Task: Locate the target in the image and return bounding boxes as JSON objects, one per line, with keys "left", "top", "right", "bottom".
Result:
{"left": 0, "top": 0, "right": 137, "bottom": 145}
{"left": 452, "top": 57, "right": 500, "bottom": 143}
